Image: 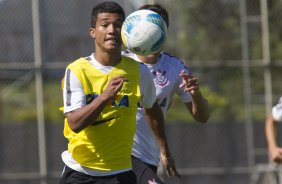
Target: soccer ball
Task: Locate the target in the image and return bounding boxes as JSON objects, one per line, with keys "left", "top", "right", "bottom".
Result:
{"left": 121, "top": 9, "right": 167, "bottom": 55}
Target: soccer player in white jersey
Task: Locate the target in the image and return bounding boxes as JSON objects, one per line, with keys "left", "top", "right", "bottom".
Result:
{"left": 266, "top": 97, "right": 282, "bottom": 163}
{"left": 60, "top": 2, "right": 174, "bottom": 184}
{"left": 123, "top": 4, "right": 210, "bottom": 184}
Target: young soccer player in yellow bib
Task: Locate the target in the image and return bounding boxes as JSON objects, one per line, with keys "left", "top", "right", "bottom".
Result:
{"left": 60, "top": 2, "right": 173, "bottom": 184}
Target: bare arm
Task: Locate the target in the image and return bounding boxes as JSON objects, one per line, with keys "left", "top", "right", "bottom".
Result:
{"left": 180, "top": 70, "right": 210, "bottom": 123}
{"left": 66, "top": 76, "right": 128, "bottom": 133}
{"left": 265, "top": 113, "right": 282, "bottom": 163}
{"left": 184, "top": 93, "right": 209, "bottom": 123}
{"left": 143, "top": 101, "right": 180, "bottom": 177}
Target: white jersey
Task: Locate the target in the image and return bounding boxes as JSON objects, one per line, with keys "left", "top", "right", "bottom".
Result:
{"left": 272, "top": 97, "right": 282, "bottom": 122}
{"left": 123, "top": 51, "right": 192, "bottom": 166}
{"left": 61, "top": 53, "right": 156, "bottom": 176}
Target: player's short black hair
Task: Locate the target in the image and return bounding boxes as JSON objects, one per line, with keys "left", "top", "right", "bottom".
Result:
{"left": 91, "top": 1, "right": 125, "bottom": 28}
{"left": 138, "top": 4, "right": 169, "bottom": 28}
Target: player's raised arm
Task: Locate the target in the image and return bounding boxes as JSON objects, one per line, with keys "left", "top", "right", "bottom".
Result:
{"left": 180, "top": 70, "right": 210, "bottom": 123}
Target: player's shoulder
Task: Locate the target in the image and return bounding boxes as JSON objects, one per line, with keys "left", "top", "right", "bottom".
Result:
{"left": 68, "top": 57, "right": 90, "bottom": 68}
{"left": 278, "top": 96, "right": 282, "bottom": 103}
{"left": 122, "top": 50, "right": 145, "bottom": 66}
{"left": 121, "top": 52, "right": 147, "bottom": 75}
{"left": 160, "top": 52, "right": 184, "bottom": 65}
{"left": 159, "top": 52, "right": 189, "bottom": 71}
{"left": 276, "top": 97, "right": 282, "bottom": 106}
{"left": 273, "top": 97, "right": 282, "bottom": 112}
{"left": 272, "top": 96, "right": 282, "bottom": 122}
{"left": 121, "top": 53, "right": 143, "bottom": 66}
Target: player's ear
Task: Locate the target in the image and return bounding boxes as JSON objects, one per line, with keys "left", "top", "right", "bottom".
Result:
{"left": 89, "top": 28, "right": 95, "bottom": 39}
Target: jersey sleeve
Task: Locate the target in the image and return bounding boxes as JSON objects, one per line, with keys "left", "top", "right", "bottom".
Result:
{"left": 139, "top": 64, "right": 157, "bottom": 108}
{"left": 272, "top": 97, "right": 282, "bottom": 122}
{"left": 63, "top": 68, "right": 86, "bottom": 113}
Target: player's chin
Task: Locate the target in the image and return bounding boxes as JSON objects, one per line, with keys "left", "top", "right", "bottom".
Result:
{"left": 105, "top": 40, "right": 121, "bottom": 46}
{"left": 105, "top": 43, "right": 122, "bottom": 50}
{"left": 274, "top": 158, "right": 282, "bottom": 163}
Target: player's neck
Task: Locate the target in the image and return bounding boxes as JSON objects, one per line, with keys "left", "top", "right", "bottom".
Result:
{"left": 137, "top": 55, "right": 159, "bottom": 65}
{"left": 94, "top": 50, "right": 121, "bottom": 66}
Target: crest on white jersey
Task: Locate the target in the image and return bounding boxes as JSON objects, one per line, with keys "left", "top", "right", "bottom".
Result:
{"left": 153, "top": 69, "right": 169, "bottom": 88}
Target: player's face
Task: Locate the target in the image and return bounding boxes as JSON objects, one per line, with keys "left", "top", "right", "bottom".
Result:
{"left": 89, "top": 13, "right": 123, "bottom": 52}
{"left": 138, "top": 51, "right": 161, "bottom": 64}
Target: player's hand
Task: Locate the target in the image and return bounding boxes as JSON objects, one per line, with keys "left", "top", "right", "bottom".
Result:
{"left": 179, "top": 70, "right": 199, "bottom": 95}
{"left": 161, "top": 155, "right": 181, "bottom": 178}
{"left": 269, "top": 146, "right": 282, "bottom": 163}
{"left": 101, "top": 76, "right": 128, "bottom": 101}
